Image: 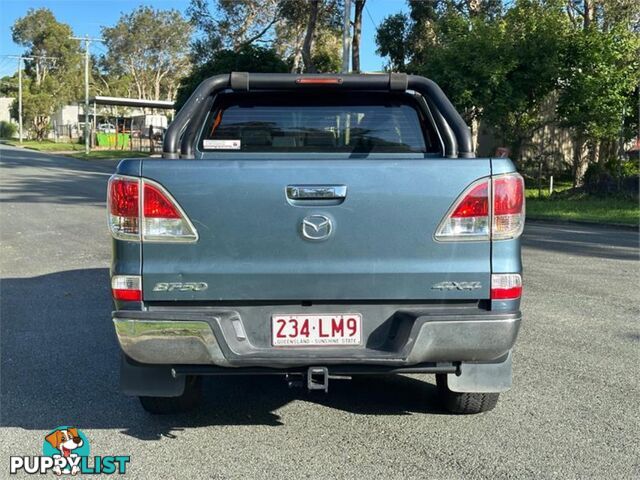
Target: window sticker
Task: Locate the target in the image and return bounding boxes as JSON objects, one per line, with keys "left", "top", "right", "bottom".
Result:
{"left": 203, "top": 139, "right": 241, "bottom": 150}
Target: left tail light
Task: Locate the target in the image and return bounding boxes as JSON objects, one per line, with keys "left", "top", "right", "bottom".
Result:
{"left": 108, "top": 175, "right": 198, "bottom": 242}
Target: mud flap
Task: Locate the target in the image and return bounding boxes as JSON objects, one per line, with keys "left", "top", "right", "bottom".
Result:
{"left": 120, "top": 355, "right": 186, "bottom": 397}
{"left": 447, "top": 350, "right": 512, "bottom": 393}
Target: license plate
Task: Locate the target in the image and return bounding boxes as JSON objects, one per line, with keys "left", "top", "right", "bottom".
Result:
{"left": 271, "top": 314, "right": 362, "bottom": 347}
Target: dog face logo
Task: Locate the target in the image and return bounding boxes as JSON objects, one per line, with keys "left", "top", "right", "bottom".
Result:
{"left": 45, "top": 428, "right": 83, "bottom": 458}
{"left": 43, "top": 427, "right": 90, "bottom": 476}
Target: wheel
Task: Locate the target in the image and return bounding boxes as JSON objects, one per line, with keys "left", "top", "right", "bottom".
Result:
{"left": 139, "top": 376, "right": 202, "bottom": 414}
{"left": 435, "top": 374, "right": 499, "bottom": 414}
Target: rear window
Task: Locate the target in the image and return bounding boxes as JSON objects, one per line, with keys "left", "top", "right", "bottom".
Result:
{"left": 200, "top": 93, "right": 440, "bottom": 154}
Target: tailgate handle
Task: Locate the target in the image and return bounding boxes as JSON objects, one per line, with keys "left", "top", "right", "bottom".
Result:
{"left": 287, "top": 185, "right": 347, "bottom": 200}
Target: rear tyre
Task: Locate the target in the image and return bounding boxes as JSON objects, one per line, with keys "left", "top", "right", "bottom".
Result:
{"left": 139, "top": 376, "right": 202, "bottom": 414}
{"left": 435, "top": 374, "right": 499, "bottom": 414}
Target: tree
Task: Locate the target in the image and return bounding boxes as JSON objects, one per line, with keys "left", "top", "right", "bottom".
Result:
{"left": 375, "top": 13, "right": 410, "bottom": 71}
{"left": 11, "top": 8, "right": 83, "bottom": 140}
{"left": 12, "top": 8, "right": 82, "bottom": 89}
{"left": 277, "top": 0, "right": 343, "bottom": 73}
{"left": 557, "top": 25, "right": 640, "bottom": 184}
{"left": 407, "top": 0, "right": 571, "bottom": 156}
{"left": 10, "top": 86, "right": 58, "bottom": 140}
{"left": 0, "top": 74, "right": 19, "bottom": 97}
{"left": 175, "top": 45, "right": 288, "bottom": 111}
{"left": 101, "top": 6, "right": 192, "bottom": 101}
{"left": 187, "top": 0, "right": 280, "bottom": 63}
{"left": 351, "top": 0, "right": 366, "bottom": 72}
{"left": 275, "top": 0, "right": 309, "bottom": 72}
{"left": 485, "top": 0, "right": 572, "bottom": 163}
{"left": 302, "top": 0, "right": 321, "bottom": 73}
{"left": 187, "top": 0, "right": 342, "bottom": 74}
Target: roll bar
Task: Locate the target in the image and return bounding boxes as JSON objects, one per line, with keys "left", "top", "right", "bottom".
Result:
{"left": 163, "top": 72, "right": 474, "bottom": 159}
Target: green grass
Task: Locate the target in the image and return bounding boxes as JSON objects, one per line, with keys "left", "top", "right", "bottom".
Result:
{"left": 527, "top": 192, "right": 639, "bottom": 225}
{"left": 2, "top": 139, "right": 85, "bottom": 151}
{"left": 1, "top": 139, "right": 149, "bottom": 160}
{"left": 68, "top": 150, "right": 149, "bottom": 160}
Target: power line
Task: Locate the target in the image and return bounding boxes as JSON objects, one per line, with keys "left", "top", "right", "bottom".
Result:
{"left": 364, "top": 4, "right": 378, "bottom": 31}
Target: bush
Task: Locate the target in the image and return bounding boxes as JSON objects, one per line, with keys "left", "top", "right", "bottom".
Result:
{"left": 0, "top": 120, "right": 17, "bottom": 139}
{"left": 584, "top": 158, "right": 639, "bottom": 198}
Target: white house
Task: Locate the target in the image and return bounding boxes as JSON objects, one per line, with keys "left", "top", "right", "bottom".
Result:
{"left": 0, "top": 97, "right": 15, "bottom": 124}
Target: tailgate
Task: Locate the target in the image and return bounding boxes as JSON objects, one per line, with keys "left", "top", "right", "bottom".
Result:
{"left": 141, "top": 157, "right": 491, "bottom": 301}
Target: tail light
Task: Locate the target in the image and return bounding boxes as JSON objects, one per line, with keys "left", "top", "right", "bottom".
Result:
{"left": 493, "top": 174, "right": 525, "bottom": 240}
{"left": 435, "top": 178, "right": 490, "bottom": 240}
{"left": 491, "top": 273, "right": 522, "bottom": 300}
{"left": 112, "top": 275, "right": 142, "bottom": 301}
{"left": 108, "top": 176, "right": 139, "bottom": 241}
{"left": 108, "top": 175, "right": 198, "bottom": 242}
{"left": 435, "top": 173, "right": 524, "bottom": 241}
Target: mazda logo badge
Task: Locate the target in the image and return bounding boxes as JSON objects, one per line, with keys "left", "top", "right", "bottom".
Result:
{"left": 301, "top": 215, "right": 332, "bottom": 241}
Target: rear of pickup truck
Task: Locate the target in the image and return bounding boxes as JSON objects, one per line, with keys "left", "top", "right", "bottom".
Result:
{"left": 108, "top": 73, "right": 524, "bottom": 414}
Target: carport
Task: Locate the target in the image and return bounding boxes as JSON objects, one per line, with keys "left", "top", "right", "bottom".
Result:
{"left": 86, "top": 96, "right": 175, "bottom": 151}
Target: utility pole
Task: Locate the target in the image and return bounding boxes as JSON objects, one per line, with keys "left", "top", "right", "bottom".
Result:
{"left": 342, "top": 0, "right": 352, "bottom": 74}
{"left": 18, "top": 58, "right": 22, "bottom": 143}
{"left": 6, "top": 55, "right": 57, "bottom": 143}
{"left": 70, "top": 35, "right": 103, "bottom": 154}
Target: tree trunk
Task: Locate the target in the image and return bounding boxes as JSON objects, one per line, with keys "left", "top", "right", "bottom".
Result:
{"left": 598, "top": 139, "right": 615, "bottom": 165}
{"left": 302, "top": 0, "right": 320, "bottom": 73}
{"left": 291, "top": 29, "right": 305, "bottom": 73}
{"left": 351, "top": 0, "right": 365, "bottom": 73}
{"left": 583, "top": 0, "right": 595, "bottom": 29}
{"left": 510, "top": 137, "right": 523, "bottom": 167}
{"left": 588, "top": 139, "right": 600, "bottom": 166}
{"left": 572, "top": 135, "right": 587, "bottom": 187}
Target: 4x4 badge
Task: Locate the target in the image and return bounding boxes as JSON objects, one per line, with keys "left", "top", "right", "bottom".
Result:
{"left": 431, "top": 281, "right": 482, "bottom": 291}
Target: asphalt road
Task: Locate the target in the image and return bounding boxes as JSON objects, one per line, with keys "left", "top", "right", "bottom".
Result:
{"left": 1, "top": 145, "right": 638, "bottom": 479}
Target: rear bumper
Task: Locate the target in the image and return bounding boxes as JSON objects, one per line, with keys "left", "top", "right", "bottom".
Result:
{"left": 113, "top": 306, "right": 521, "bottom": 368}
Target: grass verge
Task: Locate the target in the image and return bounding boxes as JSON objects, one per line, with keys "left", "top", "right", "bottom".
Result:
{"left": 67, "top": 150, "right": 149, "bottom": 160}
{"left": 526, "top": 192, "right": 639, "bottom": 226}
{"left": 2, "top": 140, "right": 85, "bottom": 151}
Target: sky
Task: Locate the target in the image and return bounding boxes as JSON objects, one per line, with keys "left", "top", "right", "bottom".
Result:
{"left": 0, "top": 0, "right": 409, "bottom": 78}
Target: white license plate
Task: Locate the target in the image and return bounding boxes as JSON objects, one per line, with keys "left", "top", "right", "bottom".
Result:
{"left": 272, "top": 314, "right": 362, "bottom": 347}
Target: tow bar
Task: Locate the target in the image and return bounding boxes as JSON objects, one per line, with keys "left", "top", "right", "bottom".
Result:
{"left": 286, "top": 367, "right": 352, "bottom": 393}
{"left": 172, "top": 363, "right": 460, "bottom": 394}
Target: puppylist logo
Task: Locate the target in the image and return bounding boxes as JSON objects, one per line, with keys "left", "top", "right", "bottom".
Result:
{"left": 10, "top": 426, "right": 130, "bottom": 475}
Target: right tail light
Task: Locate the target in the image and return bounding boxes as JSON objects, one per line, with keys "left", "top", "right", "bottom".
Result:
{"left": 492, "top": 174, "right": 525, "bottom": 240}
{"left": 435, "top": 173, "right": 525, "bottom": 241}
{"left": 491, "top": 273, "right": 522, "bottom": 300}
